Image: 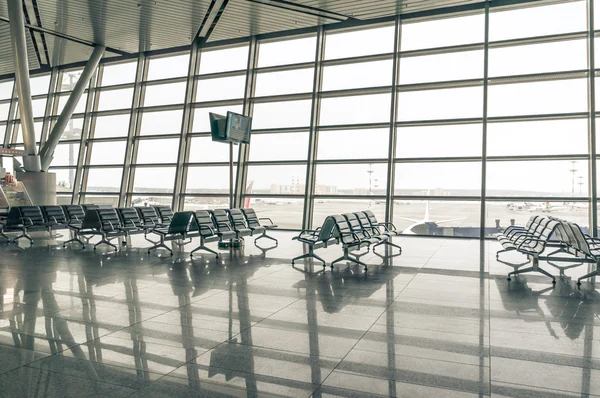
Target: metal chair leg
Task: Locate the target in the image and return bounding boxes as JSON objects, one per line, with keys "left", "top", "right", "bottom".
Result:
{"left": 291, "top": 248, "right": 326, "bottom": 266}
{"left": 331, "top": 247, "right": 368, "bottom": 271}
{"left": 148, "top": 236, "right": 172, "bottom": 256}
{"left": 190, "top": 242, "right": 219, "bottom": 258}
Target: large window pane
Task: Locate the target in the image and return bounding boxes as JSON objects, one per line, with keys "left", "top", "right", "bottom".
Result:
{"left": 52, "top": 168, "right": 77, "bottom": 192}
{"left": 252, "top": 100, "right": 311, "bottom": 129}
{"left": 397, "top": 87, "right": 483, "bottom": 121}
{"left": 147, "top": 54, "right": 189, "bottom": 80}
{"left": 489, "top": 40, "right": 586, "bottom": 77}
{"left": 0, "top": 81, "right": 13, "bottom": 100}
{"left": 489, "top": 1, "right": 586, "bottom": 42}
{"left": 486, "top": 200, "right": 588, "bottom": 230}
{"left": 487, "top": 160, "right": 588, "bottom": 197}
{"left": 89, "top": 141, "right": 126, "bottom": 165}
{"left": 401, "top": 14, "right": 484, "bottom": 51}
{"left": 0, "top": 103, "right": 9, "bottom": 121}
{"left": 258, "top": 36, "right": 316, "bottom": 67}
{"left": 322, "top": 60, "right": 392, "bottom": 91}
{"left": 31, "top": 97, "right": 47, "bottom": 118}
{"left": 249, "top": 132, "right": 308, "bottom": 161}
{"left": 143, "top": 82, "right": 186, "bottom": 106}
{"left": 188, "top": 136, "right": 239, "bottom": 163}
{"left": 102, "top": 62, "right": 137, "bottom": 86}
{"left": 196, "top": 75, "right": 246, "bottom": 102}
{"left": 60, "top": 118, "right": 84, "bottom": 140}
{"left": 186, "top": 166, "right": 234, "bottom": 193}
{"left": 396, "top": 124, "right": 482, "bottom": 158}
{"left": 246, "top": 165, "right": 306, "bottom": 194}
{"left": 255, "top": 69, "right": 314, "bottom": 96}
{"left": 321, "top": 94, "right": 390, "bottom": 126}
{"left": 30, "top": 75, "right": 51, "bottom": 96}
{"left": 246, "top": 198, "right": 304, "bottom": 229}
{"left": 136, "top": 139, "right": 180, "bottom": 164}
{"left": 132, "top": 167, "right": 176, "bottom": 193}
{"left": 488, "top": 119, "right": 587, "bottom": 156}
{"left": 325, "top": 25, "right": 395, "bottom": 60}
{"left": 52, "top": 143, "right": 80, "bottom": 167}
{"left": 399, "top": 51, "right": 483, "bottom": 84}
{"left": 313, "top": 199, "right": 385, "bottom": 229}
{"left": 318, "top": 129, "right": 389, "bottom": 160}
{"left": 393, "top": 200, "right": 481, "bottom": 237}
{"left": 139, "top": 110, "right": 183, "bottom": 136}
{"left": 316, "top": 163, "right": 387, "bottom": 195}
{"left": 86, "top": 168, "right": 123, "bottom": 192}
{"left": 97, "top": 88, "right": 134, "bottom": 111}
{"left": 199, "top": 46, "right": 249, "bottom": 75}
{"left": 59, "top": 69, "right": 83, "bottom": 92}
{"left": 131, "top": 195, "right": 173, "bottom": 207}
{"left": 94, "top": 114, "right": 130, "bottom": 138}
{"left": 394, "top": 162, "right": 481, "bottom": 196}
{"left": 82, "top": 195, "right": 119, "bottom": 207}
{"left": 192, "top": 105, "right": 243, "bottom": 132}
{"left": 488, "top": 79, "right": 587, "bottom": 117}
{"left": 182, "top": 196, "right": 230, "bottom": 211}
{"left": 55, "top": 93, "right": 87, "bottom": 115}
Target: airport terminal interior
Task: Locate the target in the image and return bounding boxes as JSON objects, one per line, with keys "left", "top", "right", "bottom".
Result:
{"left": 3, "top": 0, "right": 600, "bottom": 396}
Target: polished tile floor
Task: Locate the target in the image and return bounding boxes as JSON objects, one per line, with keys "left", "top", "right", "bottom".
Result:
{"left": 0, "top": 231, "right": 599, "bottom": 397}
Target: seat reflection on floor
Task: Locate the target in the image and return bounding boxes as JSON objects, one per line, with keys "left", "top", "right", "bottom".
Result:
{"left": 1, "top": 234, "right": 600, "bottom": 396}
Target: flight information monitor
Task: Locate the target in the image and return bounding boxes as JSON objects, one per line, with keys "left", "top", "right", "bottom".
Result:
{"left": 225, "top": 112, "right": 252, "bottom": 144}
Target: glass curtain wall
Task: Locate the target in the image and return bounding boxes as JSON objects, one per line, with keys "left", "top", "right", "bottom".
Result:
{"left": 0, "top": 0, "right": 597, "bottom": 235}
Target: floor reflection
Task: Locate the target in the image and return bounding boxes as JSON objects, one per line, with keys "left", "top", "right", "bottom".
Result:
{"left": 1, "top": 236, "right": 600, "bottom": 396}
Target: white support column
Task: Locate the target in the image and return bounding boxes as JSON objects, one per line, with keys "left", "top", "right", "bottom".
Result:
{"left": 7, "top": 0, "right": 40, "bottom": 171}
{"left": 39, "top": 45, "right": 105, "bottom": 171}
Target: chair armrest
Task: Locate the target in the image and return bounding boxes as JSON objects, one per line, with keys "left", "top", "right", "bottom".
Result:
{"left": 217, "top": 222, "right": 233, "bottom": 231}
{"left": 259, "top": 217, "right": 275, "bottom": 225}
{"left": 199, "top": 224, "right": 216, "bottom": 234}
{"left": 20, "top": 217, "right": 34, "bottom": 226}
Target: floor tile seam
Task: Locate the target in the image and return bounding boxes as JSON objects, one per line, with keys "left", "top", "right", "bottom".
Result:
{"left": 343, "top": 345, "right": 491, "bottom": 368}
{"left": 22, "top": 361, "right": 153, "bottom": 391}
{"left": 489, "top": 348, "right": 600, "bottom": 369}
{"left": 152, "top": 360, "right": 323, "bottom": 398}
{"left": 490, "top": 379, "right": 600, "bottom": 397}
{"left": 327, "top": 368, "right": 490, "bottom": 397}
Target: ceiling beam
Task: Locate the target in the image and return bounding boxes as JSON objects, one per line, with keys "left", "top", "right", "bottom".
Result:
{"left": 246, "top": 0, "right": 350, "bottom": 22}
{"left": 0, "top": 16, "right": 130, "bottom": 56}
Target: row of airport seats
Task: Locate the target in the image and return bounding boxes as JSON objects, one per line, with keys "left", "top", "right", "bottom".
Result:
{"left": 0, "top": 205, "right": 277, "bottom": 257}
{"left": 292, "top": 209, "right": 402, "bottom": 270}
{"left": 496, "top": 215, "right": 600, "bottom": 286}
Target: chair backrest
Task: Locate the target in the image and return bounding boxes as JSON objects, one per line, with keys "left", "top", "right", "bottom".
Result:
{"left": 343, "top": 213, "right": 369, "bottom": 239}
{"left": 136, "top": 206, "right": 161, "bottom": 225}
{"left": 195, "top": 210, "right": 216, "bottom": 236}
{"left": 211, "top": 209, "right": 233, "bottom": 231}
{"left": 331, "top": 214, "right": 358, "bottom": 245}
{"left": 19, "top": 206, "right": 46, "bottom": 226}
{"left": 317, "top": 216, "right": 336, "bottom": 242}
{"left": 117, "top": 208, "right": 142, "bottom": 227}
{"left": 42, "top": 205, "right": 68, "bottom": 224}
{"left": 154, "top": 206, "right": 174, "bottom": 223}
{"left": 97, "top": 208, "right": 122, "bottom": 231}
{"left": 241, "top": 208, "right": 261, "bottom": 228}
{"left": 353, "top": 211, "right": 373, "bottom": 230}
{"left": 362, "top": 209, "right": 379, "bottom": 226}
{"left": 62, "top": 205, "right": 86, "bottom": 223}
{"left": 167, "top": 212, "right": 195, "bottom": 234}
{"left": 82, "top": 204, "right": 99, "bottom": 212}
{"left": 4, "top": 207, "right": 22, "bottom": 227}
{"left": 81, "top": 209, "right": 101, "bottom": 229}
{"left": 227, "top": 208, "right": 248, "bottom": 229}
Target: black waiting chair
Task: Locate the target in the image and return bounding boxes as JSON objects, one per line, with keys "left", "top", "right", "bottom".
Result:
{"left": 210, "top": 209, "right": 246, "bottom": 242}
{"left": 226, "top": 209, "right": 253, "bottom": 240}
{"left": 330, "top": 214, "right": 371, "bottom": 271}
{"left": 81, "top": 208, "right": 127, "bottom": 251}
{"left": 41, "top": 205, "right": 69, "bottom": 231}
{"left": 62, "top": 205, "right": 90, "bottom": 248}
{"left": 147, "top": 211, "right": 200, "bottom": 256}
{"left": 1, "top": 206, "right": 49, "bottom": 245}
{"left": 191, "top": 211, "right": 222, "bottom": 258}
{"left": 291, "top": 216, "right": 337, "bottom": 266}
{"left": 154, "top": 206, "right": 174, "bottom": 224}
{"left": 353, "top": 211, "right": 402, "bottom": 253}
{"left": 241, "top": 208, "right": 278, "bottom": 244}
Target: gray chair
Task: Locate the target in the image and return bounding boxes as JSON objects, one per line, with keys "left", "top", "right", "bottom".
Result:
{"left": 191, "top": 211, "right": 221, "bottom": 258}
{"left": 241, "top": 208, "right": 278, "bottom": 244}
{"left": 147, "top": 211, "right": 200, "bottom": 256}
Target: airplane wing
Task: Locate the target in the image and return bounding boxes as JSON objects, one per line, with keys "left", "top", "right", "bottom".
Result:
{"left": 396, "top": 217, "right": 420, "bottom": 223}
{"left": 436, "top": 218, "right": 466, "bottom": 224}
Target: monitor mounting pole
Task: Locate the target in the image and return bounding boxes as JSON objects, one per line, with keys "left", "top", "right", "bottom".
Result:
{"left": 230, "top": 142, "right": 234, "bottom": 208}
